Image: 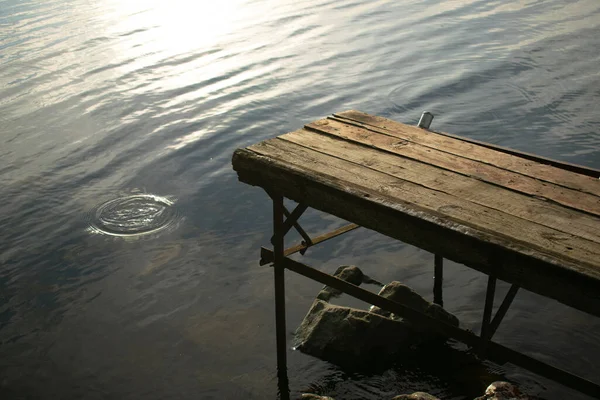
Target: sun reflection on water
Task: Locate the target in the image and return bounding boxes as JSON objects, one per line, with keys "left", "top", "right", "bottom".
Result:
{"left": 101, "top": 0, "right": 251, "bottom": 54}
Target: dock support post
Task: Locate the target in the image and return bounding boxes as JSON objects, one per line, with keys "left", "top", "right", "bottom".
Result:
{"left": 480, "top": 275, "right": 497, "bottom": 356}
{"left": 271, "top": 193, "right": 289, "bottom": 399}
{"left": 434, "top": 254, "right": 443, "bottom": 307}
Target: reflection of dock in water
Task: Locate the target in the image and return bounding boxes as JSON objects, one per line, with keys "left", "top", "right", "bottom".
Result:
{"left": 232, "top": 110, "right": 600, "bottom": 398}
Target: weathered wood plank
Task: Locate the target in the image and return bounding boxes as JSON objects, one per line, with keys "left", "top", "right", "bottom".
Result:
{"left": 333, "top": 110, "right": 600, "bottom": 196}
{"left": 306, "top": 118, "right": 600, "bottom": 217}
{"left": 246, "top": 138, "right": 600, "bottom": 274}
{"left": 279, "top": 129, "right": 600, "bottom": 245}
{"left": 232, "top": 147, "right": 600, "bottom": 317}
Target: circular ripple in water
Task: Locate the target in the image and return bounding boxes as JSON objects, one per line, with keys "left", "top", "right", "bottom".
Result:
{"left": 89, "top": 194, "right": 179, "bottom": 237}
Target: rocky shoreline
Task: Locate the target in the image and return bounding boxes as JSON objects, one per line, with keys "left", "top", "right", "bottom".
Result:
{"left": 302, "top": 380, "right": 535, "bottom": 399}
{"left": 294, "top": 266, "right": 537, "bottom": 400}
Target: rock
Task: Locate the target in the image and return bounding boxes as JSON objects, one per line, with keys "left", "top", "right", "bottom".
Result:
{"left": 474, "top": 381, "right": 532, "bottom": 400}
{"left": 392, "top": 393, "right": 441, "bottom": 400}
{"left": 370, "top": 282, "right": 459, "bottom": 329}
{"left": 295, "top": 299, "right": 415, "bottom": 366}
{"left": 300, "top": 394, "right": 336, "bottom": 400}
{"left": 300, "top": 383, "right": 531, "bottom": 400}
{"left": 316, "top": 265, "right": 364, "bottom": 302}
{"left": 295, "top": 268, "right": 460, "bottom": 367}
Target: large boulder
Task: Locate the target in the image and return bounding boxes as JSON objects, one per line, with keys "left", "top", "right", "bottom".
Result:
{"left": 294, "top": 267, "right": 459, "bottom": 367}
{"left": 295, "top": 299, "right": 415, "bottom": 366}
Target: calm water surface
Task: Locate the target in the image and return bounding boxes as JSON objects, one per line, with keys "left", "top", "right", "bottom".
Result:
{"left": 1, "top": 0, "right": 600, "bottom": 399}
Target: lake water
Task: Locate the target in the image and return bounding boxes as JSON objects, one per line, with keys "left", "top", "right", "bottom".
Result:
{"left": 1, "top": 0, "right": 600, "bottom": 399}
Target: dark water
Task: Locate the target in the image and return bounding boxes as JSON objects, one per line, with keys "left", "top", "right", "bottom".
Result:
{"left": 1, "top": 0, "right": 600, "bottom": 399}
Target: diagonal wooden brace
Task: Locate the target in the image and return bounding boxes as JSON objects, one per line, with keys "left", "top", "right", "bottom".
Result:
{"left": 480, "top": 276, "right": 520, "bottom": 356}
{"left": 261, "top": 223, "right": 360, "bottom": 265}
{"left": 269, "top": 202, "right": 308, "bottom": 245}
{"left": 283, "top": 205, "right": 312, "bottom": 251}
{"left": 488, "top": 284, "right": 520, "bottom": 338}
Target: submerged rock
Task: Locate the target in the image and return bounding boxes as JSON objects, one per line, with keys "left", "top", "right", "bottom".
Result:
{"left": 295, "top": 298, "right": 415, "bottom": 366}
{"left": 300, "top": 381, "right": 532, "bottom": 400}
{"left": 295, "top": 266, "right": 459, "bottom": 367}
{"left": 301, "top": 382, "right": 531, "bottom": 400}
{"left": 474, "top": 381, "right": 533, "bottom": 400}
{"left": 300, "top": 394, "right": 336, "bottom": 400}
{"left": 392, "top": 393, "right": 441, "bottom": 400}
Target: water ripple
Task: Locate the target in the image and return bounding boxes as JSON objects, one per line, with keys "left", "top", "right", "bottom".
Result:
{"left": 87, "top": 194, "right": 180, "bottom": 237}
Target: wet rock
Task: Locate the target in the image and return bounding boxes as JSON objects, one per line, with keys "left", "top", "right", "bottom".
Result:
{"left": 316, "top": 265, "right": 364, "bottom": 302}
{"left": 300, "top": 394, "right": 336, "bottom": 400}
{"left": 295, "top": 267, "right": 460, "bottom": 367}
{"left": 299, "top": 382, "right": 532, "bottom": 400}
{"left": 391, "top": 393, "right": 441, "bottom": 400}
{"left": 474, "top": 381, "right": 532, "bottom": 400}
{"left": 295, "top": 299, "right": 414, "bottom": 366}
{"left": 370, "top": 281, "right": 459, "bottom": 328}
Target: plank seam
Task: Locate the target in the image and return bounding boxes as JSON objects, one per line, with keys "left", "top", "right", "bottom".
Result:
{"left": 277, "top": 135, "right": 600, "bottom": 246}
{"left": 305, "top": 122, "right": 600, "bottom": 218}
{"left": 331, "top": 114, "right": 600, "bottom": 198}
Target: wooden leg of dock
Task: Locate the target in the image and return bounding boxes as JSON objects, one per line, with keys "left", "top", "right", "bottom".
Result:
{"left": 479, "top": 275, "right": 497, "bottom": 357}
{"left": 433, "top": 254, "right": 444, "bottom": 307}
{"left": 271, "top": 193, "right": 290, "bottom": 399}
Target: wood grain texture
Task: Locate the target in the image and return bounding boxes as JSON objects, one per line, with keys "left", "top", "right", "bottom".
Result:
{"left": 306, "top": 118, "right": 600, "bottom": 217}
{"left": 334, "top": 110, "right": 600, "bottom": 195}
{"left": 280, "top": 128, "right": 600, "bottom": 245}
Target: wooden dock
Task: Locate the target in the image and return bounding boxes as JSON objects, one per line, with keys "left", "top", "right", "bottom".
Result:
{"left": 232, "top": 110, "right": 600, "bottom": 398}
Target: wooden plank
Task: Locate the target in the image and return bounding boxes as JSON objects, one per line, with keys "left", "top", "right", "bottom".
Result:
{"left": 333, "top": 110, "right": 600, "bottom": 196}
{"left": 232, "top": 147, "right": 600, "bottom": 317}
{"left": 434, "top": 129, "right": 600, "bottom": 178}
{"left": 279, "top": 129, "right": 600, "bottom": 245}
{"left": 246, "top": 138, "right": 600, "bottom": 274}
{"left": 335, "top": 110, "right": 600, "bottom": 178}
{"left": 306, "top": 118, "right": 600, "bottom": 218}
